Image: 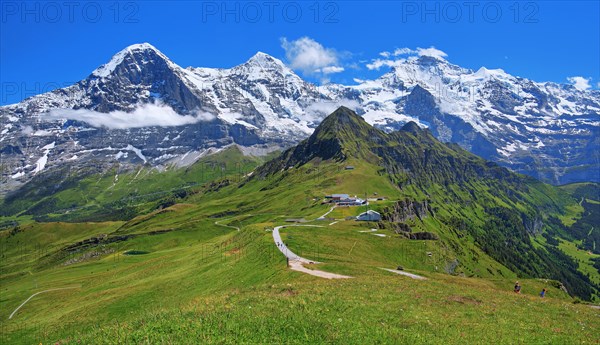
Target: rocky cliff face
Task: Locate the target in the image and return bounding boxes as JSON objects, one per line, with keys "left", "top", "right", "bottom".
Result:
{"left": 381, "top": 198, "right": 433, "bottom": 223}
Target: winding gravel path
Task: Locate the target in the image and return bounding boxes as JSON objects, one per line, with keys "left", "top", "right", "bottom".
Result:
{"left": 9, "top": 286, "right": 80, "bottom": 319}
{"left": 316, "top": 206, "right": 336, "bottom": 220}
{"left": 214, "top": 219, "right": 240, "bottom": 231}
{"left": 273, "top": 225, "right": 352, "bottom": 279}
{"left": 380, "top": 268, "right": 427, "bottom": 280}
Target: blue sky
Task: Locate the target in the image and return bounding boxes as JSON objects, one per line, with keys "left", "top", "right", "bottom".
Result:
{"left": 1, "top": 1, "right": 599, "bottom": 105}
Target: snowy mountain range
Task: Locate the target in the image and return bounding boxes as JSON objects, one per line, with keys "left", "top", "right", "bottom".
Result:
{"left": 1, "top": 43, "right": 598, "bottom": 191}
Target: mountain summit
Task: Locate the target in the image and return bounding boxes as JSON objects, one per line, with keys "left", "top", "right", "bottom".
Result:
{"left": 311, "top": 106, "right": 382, "bottom": 145}
{"left": 399, "top": 121, "right": 424, "bottom": 136}
{"left": 259, "top": 106, "right": 511, "bottom": 186}
{"left": 91, "top": 43, "right": 173, "bottom": 78}
{"left": 241, "top": 51, "right": 290, "bottom": 71}
{"left": 258, "top": 106, "right": 384, "bottom": 172}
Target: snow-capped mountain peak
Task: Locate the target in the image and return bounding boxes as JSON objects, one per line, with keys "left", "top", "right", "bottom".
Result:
{"left": 92, "top": 42, "right": 178, "bottom": 78}
{"left": 1, "top": 43, "right": 598, "bottom": 189}
{"left": 246, "top": 51, "right": 283, "bottom": 65}
{"left": 231, "top": 52, "right": 295, "bottom": 79}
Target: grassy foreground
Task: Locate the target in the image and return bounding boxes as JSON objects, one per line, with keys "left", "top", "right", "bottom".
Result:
{"left": 5, "top": 274, "right": 599, "bottom": 344}
{"left": 0, "top": 208, "right": 598, "bottom": 344}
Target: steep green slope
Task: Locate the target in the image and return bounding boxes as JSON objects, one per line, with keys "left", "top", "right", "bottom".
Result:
{"left": 252, "top": 107, "right": 598, "bottom": 299}
{"left": 555, "top": 182, "right": 600, "bottom": 288}
{"left": 559, "top": 182, "right": 600, "bottom": 252}
{"left": 0, "top": 146, "right": 273, "bottom": 223}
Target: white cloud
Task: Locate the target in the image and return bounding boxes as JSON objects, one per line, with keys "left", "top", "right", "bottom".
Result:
{"left": 366, "top": 59, "right": 388, "bottom": 70}
{"left": 46, "top": 101, "right": 215, "bottom": 129}
{"left": 416, "top": 47, "right": 447, "bottom": 59}
{"left": 366, "top": 58, "right": 406, "bottom": 70}
{"left": 567, "top": 76, "right": 591, "bottom": 91}
{"left": 377, "top": 46, "right": 447, "bottom": 59}
{"left": 280, "top": 37, "right": 343, "bottom": 75}
{"left": 367, "top": 46, "right": 448, "bottom": 70}
{"left": 318, "top": 66, "right": 345, "bottom": 74}
{"left": 393, "top": 48, "right": 415, "bottom": 56}
{"left": 346, "top": 62, "right": 361, "bottom": 71}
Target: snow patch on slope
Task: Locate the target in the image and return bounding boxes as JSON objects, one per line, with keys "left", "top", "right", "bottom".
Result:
{"left": 218, "top": 112, "right": 259, "bottom": 129}
{"left": 125, "top": 144, "right": 147, "bottom": 163}
{"left": 33, "top": 141, "right": 55, "bottom": 174}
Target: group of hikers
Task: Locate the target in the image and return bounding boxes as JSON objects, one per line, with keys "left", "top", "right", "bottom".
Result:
{"left": 514, "top": 281, "right": 547, "bottom": 297}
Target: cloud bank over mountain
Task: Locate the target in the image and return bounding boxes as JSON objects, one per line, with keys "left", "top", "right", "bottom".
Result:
{"left": 47, "top": 101, "right": 215, "bottom": 129}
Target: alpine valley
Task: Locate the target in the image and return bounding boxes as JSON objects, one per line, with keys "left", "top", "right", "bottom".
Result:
{"left": 1, "top": 44, "right": 600, "bottom": 344}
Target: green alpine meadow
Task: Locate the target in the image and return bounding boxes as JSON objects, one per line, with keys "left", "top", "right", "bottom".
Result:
{"left": 3, "top": 3, "right": 599, "bottom": 343}
{"left": 1, "top": 107, "right": 598, "bottom": 344}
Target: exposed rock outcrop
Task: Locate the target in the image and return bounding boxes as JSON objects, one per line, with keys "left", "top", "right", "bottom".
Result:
{"left": 381, "top": 198, "right": 433, "bottom": 223}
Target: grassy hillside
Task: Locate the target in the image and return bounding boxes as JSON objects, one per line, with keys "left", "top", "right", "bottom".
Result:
{"left": 252, "top": 107, "right": 599, "bottom": 300}
{"left": 1, "top": 205, "right": 598, "bottom": 344}
{"left": 559, "top": 182, "right": 600, "bottom": 252}
{"left": 0, "top": 146, "right": 273, "bottom": 223}
{"left": 1, "top": 107, "right": 598, "bottom": 343}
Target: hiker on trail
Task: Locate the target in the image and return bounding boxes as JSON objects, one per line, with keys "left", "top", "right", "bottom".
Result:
{"left": 540, "top": 288, "right": 546, "bottom": 298}
{"left": 514, "top": 281, "right": 521, "bottom": 293}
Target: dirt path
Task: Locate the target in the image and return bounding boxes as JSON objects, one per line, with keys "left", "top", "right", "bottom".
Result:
{"left": 380, "top": 268, "right": 427, "bottom": 280}
{"left": 273, "top": 225, "right": 352, "bottom": 279}
{"left": 214, "top": 219, "right": 240, "bottom": 231}
{"left": 316, "top": 206, "right": 336, "bottom": 220}
{"left": 9, "top": 286, "right": 80, "bottom": 319}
